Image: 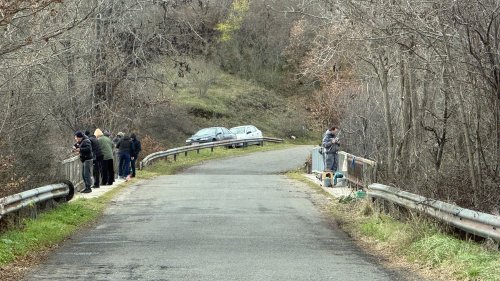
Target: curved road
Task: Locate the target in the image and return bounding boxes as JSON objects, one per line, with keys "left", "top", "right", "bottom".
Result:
{"left": 24, "top": 146, "right": 405, "bottom": 280}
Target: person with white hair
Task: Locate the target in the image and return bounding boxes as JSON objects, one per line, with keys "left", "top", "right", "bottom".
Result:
{"left": 95, "top": 128, "right": 114, "bottom": 185}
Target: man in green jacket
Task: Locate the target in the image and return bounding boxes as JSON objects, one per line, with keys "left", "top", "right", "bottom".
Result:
{"left": 94, "top": 128, "right": 115, "bottom": 185}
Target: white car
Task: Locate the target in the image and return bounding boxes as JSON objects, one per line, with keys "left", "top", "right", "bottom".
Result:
{"left": 230, "top": 125, "right": 263, "bottom": 146}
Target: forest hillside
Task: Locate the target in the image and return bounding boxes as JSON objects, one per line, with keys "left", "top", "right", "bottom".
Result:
{"left": 0, "top": 0, "right": 498, "bottom": 213}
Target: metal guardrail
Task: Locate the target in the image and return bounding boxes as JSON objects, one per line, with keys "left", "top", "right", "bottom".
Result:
{"left": 140, "top": 137, "right": 284, "bottom": 169}
{"left": 368, "top": 183, "right": 500, "bottom": 242}
{"left": 0, "top": 152, "right": 119, "bottom": 221}
{"left": 0, "top": 153, "right": 83, "bottom": 221}
{"left": 0, "top": 182, "right": 74, "bottom": 220}
{"left": 312, "top": 148, "right": 499, "bottom": 242}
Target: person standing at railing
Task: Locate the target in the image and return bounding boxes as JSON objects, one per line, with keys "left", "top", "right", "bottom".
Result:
{"left": 113, "top": 132, "right": 122, "bottom": 147}
{"left": 73, "top": 131, "right": 93, "bottom": 193}
{"left": 322, "top": 126, "right": 341, "bottom": 172}
{"left": 130, "top": 133, "right": 142, "bottom": 178}
{"left": 86, "top": 131, "right": 103, "bottom": 189}
{"left": 95, "top": 128, "right": 114, "bottom": 186}
{"left": 116, "top": 132, "right": 135, "bottom": 181}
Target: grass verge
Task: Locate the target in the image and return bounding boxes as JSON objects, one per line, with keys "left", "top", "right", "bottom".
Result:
{"left": 287, "top": 171, "right": 500, "bottom": 281}
{"left": 0, "top": 182, "right": 126, "bottom": 267}
{"left": 0, "top": 142, "right": 290, "bottom": 269}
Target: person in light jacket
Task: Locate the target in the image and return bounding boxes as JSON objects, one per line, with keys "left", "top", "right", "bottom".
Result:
{"left": 95, "top": 128, "right": 115, "bottom": 185}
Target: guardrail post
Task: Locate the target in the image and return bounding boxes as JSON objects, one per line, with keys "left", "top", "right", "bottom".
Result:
{"left": 184, "top": 151, "right": 188, "bottom": 157}
{"left": 174, "top": 154, "right": 177, "bottom": 161}
{"left": 197, "top": 149, "right": 200, "bottom": 154}
{"left": 211, "top": 147, "right": 214, "bottom": 152}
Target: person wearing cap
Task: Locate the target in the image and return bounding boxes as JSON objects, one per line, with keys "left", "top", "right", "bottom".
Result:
{"left": 73, "top": 131, "right": 93, "bottom": 193}
{"left": 322, "top": 126, "right": 341, "bottom": 172}
{"left": 116, "top": 132, "right": 135, "bottom": 180}
{"left": 113, "top": 132, "right": 124, "bottom": 147}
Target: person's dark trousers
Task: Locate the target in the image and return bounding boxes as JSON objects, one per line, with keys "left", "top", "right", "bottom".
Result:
{"left": 131, "top": 153, "right": 139, "bottom": 177}
{"left": 82, "top": 159, "right": 93, "bottom": 191}
{"left": 101, "top": 159, "right": 114, "bottom": 185}
{"left": 110, "top": 158, "right": 115, "bottom": 183}
{"left": 93, "top": 155, "right": 103, "bottom": 187}
{"left": 119, "top": 153, "right": 131, "bottom": 177}
{"left": 330, "top": 151, "right": 338, "bottom": 172}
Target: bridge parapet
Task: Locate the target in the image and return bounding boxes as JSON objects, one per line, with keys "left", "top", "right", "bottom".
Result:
{"left": 311, "top": 147, "right": 376, "bottom": 188}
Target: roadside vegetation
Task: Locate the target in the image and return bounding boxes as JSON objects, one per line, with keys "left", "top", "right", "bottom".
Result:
{"left": 287, "top": 171, "right": 500, "bottom": 281}
{"left": 0, "top": 186, "right": 124, "bottom": 267}
{"left": 0, "top": 143, "right": 289, "bottom": 269}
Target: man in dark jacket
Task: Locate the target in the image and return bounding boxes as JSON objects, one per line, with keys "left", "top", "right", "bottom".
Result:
{"left": 130, "top": 133, "right": 142, "bottom": 178}
{"left": 116, "top": 133, "right": 135, "bottom": 180}
{"left": 322, "top": 126, "right": 341, "bottom": 172}
{"left": 86, "top": 131, "right": 103, "bottom": 188}
{"left": 73, "top": 131, "right": 93, "bottom": 193}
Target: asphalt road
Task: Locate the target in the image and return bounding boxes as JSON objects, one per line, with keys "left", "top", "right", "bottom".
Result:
{"left": 23, "top": 146, "right": 404, "bottom": 281}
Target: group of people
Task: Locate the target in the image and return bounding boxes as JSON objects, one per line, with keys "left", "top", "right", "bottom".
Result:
{"left": 72, "top": 129, "right": 142, "bottom": 193}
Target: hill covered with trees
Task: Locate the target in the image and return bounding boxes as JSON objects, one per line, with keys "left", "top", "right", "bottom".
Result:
{"left": 0, "top": 0, "right": 498, "bottom": 213}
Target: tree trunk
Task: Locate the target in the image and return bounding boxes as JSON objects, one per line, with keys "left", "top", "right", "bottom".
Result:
{"left": 379, "top": 54, "right": 395, "bottom": 177}
{"left": 398, "top": 49, "right": 411, "bottom": 176}
{"left": 457, "top": 84, "right": 479, "bottom": 205}
{"left": 93, "top": 1, "right": 112, "bottom": 112}
{"left": 409, "top": 46, "right": 420, "bottom": 159}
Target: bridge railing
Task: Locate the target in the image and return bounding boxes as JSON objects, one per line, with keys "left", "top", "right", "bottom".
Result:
{"left": 60, "top": 154, "right": 119, "bottom": 191}
{"left": 61, "top": 156, "right": 83, "bottom": 188}
{"left": 311, "top": 147, "right": 499, "bottom": 243}
{"left": 310, "top": 147, "right": 376, "bottom": 188}
{"left": 140, "top": 137, "right": 284, "bottom": 169}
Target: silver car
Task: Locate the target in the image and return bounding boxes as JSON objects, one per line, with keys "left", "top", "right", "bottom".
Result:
{"left": 185, "top": 127, "right": 236, "bottom": 145}
{"left": 230, "top": 125, "right": 263, "bottom": 146}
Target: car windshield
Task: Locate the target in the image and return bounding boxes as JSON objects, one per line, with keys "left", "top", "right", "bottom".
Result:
{"left": 195, "top": 128, "right": 216, "bottom": 136}
{"left": 230, "top": 127, "right": 246, "bottom": 134}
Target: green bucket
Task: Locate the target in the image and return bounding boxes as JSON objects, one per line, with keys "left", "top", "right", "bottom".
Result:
{"left": 356, "top": 190, "right": 366, "bottom": 199}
